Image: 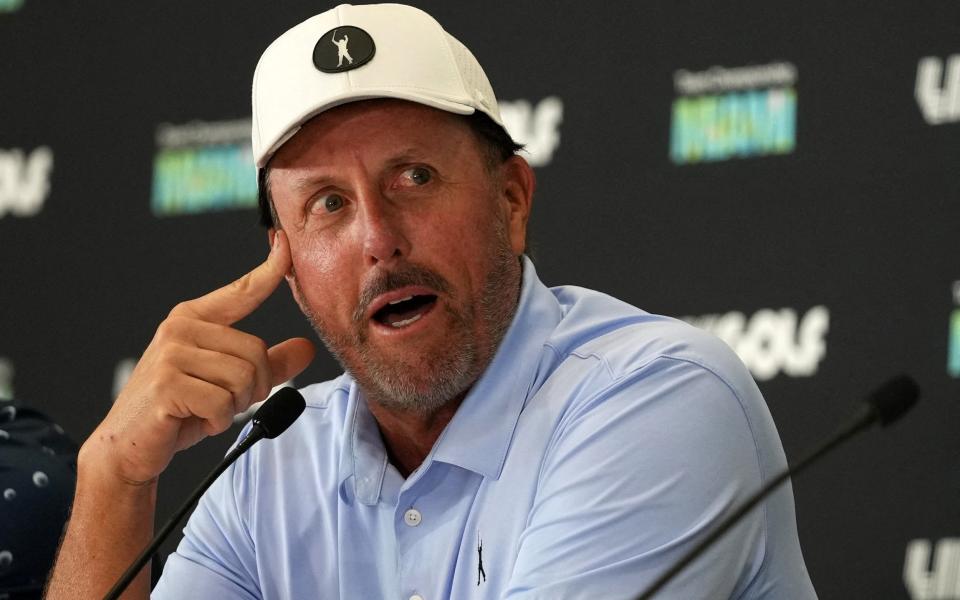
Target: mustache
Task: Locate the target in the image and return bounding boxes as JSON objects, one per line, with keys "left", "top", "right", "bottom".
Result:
{"left": 353, "top": 264, "right": 452, "bottom": 322}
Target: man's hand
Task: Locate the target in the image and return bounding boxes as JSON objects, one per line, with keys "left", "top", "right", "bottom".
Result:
{"left": 89, "top": 230, "right": 316, "bottom": 484}
{"left": 47, "top": 231, "right": 315, "bottom": 599}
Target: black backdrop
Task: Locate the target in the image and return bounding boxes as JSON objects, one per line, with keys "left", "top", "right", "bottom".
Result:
{"left": 1, "top": 1, "right": 958, "bottom": 598}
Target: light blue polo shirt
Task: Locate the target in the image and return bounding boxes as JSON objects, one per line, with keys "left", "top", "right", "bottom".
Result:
{"left": 154, "top": 258, "right": 816, "bottom": 599}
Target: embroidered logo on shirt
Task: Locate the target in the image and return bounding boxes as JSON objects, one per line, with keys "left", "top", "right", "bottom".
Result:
{"left": 477, "top": 531, "right": 487, "bottom": 585}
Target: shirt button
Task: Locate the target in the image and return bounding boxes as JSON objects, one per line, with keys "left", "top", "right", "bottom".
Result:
{"left": 409, "top": 595, "right": 424, "bottom": 600}
{"left": 403, "top": 508, "right": 422, "bottom": 527}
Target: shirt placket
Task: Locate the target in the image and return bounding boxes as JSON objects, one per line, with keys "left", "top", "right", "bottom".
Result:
{"left": 395, "top": 467, "right": 436, "bottom": 600}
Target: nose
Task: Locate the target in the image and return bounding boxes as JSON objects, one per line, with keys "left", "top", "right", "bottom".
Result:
{"left": 356, "top": 187, "right": 410, "bottom": 266}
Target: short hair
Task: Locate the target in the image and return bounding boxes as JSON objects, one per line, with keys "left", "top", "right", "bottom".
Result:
{"left": 256, "top": 110, "right": 523, "bottom": 228}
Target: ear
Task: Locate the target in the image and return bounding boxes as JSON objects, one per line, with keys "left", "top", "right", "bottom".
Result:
{"left": 267, "top": 227, "right": 277, "bottom": 251}
{"left": 268, "top": 227, "right": 304, "bottom": 303}
{"left": 499, "top": 156, "right": 536, "bottom": 256}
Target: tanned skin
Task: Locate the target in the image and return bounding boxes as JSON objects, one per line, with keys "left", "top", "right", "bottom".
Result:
{"left": 45, "top": 101, "right": 534, "bottom": 597}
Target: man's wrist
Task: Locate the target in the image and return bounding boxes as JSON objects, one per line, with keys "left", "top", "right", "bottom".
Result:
{"left": 77, "top": 436, "right": 160, "bottom": 496}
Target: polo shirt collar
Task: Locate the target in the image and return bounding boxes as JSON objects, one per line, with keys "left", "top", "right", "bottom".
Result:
{"left": 339, "top": 383, "right": 389, "bottom": 506}
{"left": 430, "top": 257, "right": 560, "bottom": 479}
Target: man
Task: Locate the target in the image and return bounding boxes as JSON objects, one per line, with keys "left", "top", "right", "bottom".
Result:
{"left": 47, "top": 4, "right": 816, "bottom": 599}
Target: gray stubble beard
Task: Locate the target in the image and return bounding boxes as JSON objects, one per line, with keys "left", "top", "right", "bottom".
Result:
{"left": 294, "top": 220, "right": 520, "bottom": 416}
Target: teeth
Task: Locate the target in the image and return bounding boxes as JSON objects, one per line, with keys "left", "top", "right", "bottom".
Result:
{"left": 389, "top": 296, "right": 414, "bottom": 305}
{"left": 390, "top": 314, "right": 423, "bottom": 328}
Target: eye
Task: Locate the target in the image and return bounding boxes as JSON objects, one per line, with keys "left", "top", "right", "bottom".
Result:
{"left": 401, "top": 167, "right": 432, "bottom": 186}
{"left": 324, "top": 194, "right": 344, "bottom": 212}
{"left": 310, "top": 193, "right": 344, "bottom": 214}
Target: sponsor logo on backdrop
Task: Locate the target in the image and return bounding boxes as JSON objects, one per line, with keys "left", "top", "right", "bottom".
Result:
{"left": 905, "top": 538, "right": 960, "bottom": 599}
{"left": 670, "top": 62, "right": 797, "bottom": 165}
{"left": 949, "top": 281, "right": 960, "bottom": 378}
{"left": 0, "top": 146, "right": 53, "bottom": 218}
{"left": 682, "top": 305, "right": 829, "bottom": 381}
{"left": 0, "top": 0, "right": 23, "bottom": 13}
{"left": 151, "top": 119, "right": 257, "bottom": 216}
{"left": 916, "top": 55, "right": 960, "bottom": 125}
{"left": 499, "top": 97, "right": 563, "bottom": 167}
{"left": 151, "top": 99, "right": 561, "bottom": 217}
{"left": 0, "top": 358, "right": 13, "bottom": 400}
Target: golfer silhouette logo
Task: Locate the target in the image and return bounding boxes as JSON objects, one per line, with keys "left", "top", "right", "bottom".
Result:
{"left": 331, "top": 29, "right": 353, "bottom": 67}
{"left": 477, "top": 532, "right": 487, "bottom": 586}
{"left": 313, "top": 26, "right": 376, "bottom": 73}
{"left": 316, "top": 25, "right": 377, "bottom": 73}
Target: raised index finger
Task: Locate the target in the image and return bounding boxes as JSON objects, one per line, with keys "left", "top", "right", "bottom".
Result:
{"left": 171, "top": 230, "right": 292, "bottom": 326}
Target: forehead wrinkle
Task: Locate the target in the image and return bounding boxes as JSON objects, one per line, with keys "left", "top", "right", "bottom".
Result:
{"left": 282, "top": 152, "right": 366, "bottom": 193}
{"left": 276, "top": 113, "right": 477, "bottom": 198}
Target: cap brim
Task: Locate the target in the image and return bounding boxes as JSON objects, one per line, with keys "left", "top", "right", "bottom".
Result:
{"left": 257, "top": 91, "right": 478, "bottom": 168}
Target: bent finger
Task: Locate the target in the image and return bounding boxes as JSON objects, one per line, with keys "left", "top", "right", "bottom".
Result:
{"left": 175, "top": 320, "right": 273, "bottom": 402}
{"left": 267, "top": 337, "right": 317, "bottom": 387}
{"left": 168, "top": 346, "right": 263, "bottom": 414}
{"left": 166, "top": 375, "right": 239, "bottom": 447}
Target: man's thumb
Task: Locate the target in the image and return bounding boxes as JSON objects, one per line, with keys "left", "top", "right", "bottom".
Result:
{"left": 268, "top": 338, "right": 317, "bottom": 386}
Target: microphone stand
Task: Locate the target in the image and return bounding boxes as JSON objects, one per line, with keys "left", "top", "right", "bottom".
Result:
{"left": 102, "top": 387, "right": 305, "bottom": 600}
{"left": 102, "top": 426, "right": 266, "bottom": 600}
{"left": 635, "top": 405, "right": 873, "bottom": 600}
{"left": 635, "top": 375, "right": 918, "bottom": 599}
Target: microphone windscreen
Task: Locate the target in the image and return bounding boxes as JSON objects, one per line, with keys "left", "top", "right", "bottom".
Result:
{"left": 867, "top": 375, "right": 920, "bottom": 427}
{"left": 252, "top": 387, "right": 306, "bottom": 439}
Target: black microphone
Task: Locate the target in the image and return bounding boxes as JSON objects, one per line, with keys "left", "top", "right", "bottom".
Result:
{"left": 103, "top": 387, "right": 306, "bottom": 600}
{"left": 635, "top": 375, "right": 920, "bottom": 600}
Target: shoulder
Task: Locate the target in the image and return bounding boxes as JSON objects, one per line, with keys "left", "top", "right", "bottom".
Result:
{"left": 545, "top": 284, "right": 753, "bottom": 395}
{"left": 298, "top": 374, "right": 352, "bottom": 411}
{"left": 535, "top": 285, "right": 782, "bottom": 476}
{"left": 265, "top": 373, "right": 350, "bottom": 440}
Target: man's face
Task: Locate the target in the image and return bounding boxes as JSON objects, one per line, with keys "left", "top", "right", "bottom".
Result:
{"left": 268, "top": 100, "right": 532, "bottom": 414}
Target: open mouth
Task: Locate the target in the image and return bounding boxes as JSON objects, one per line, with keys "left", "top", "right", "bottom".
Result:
{"left": 372, "top": 294, "right": 438, "bottom": 328}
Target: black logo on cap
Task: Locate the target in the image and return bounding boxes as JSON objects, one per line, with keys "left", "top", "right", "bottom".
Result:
{"left": 313, "top": 26, "right": 375, "bottom": 73}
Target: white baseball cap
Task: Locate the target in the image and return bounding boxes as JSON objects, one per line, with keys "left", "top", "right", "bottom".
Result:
{"left": 251, "top": 3, "right": 504, "bottom": 168}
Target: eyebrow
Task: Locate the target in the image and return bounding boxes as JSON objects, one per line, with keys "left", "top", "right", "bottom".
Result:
{"left": 290, "top": 174, "right": 335, "bottom": 195}
{"left": 378, "top": 148, "right": 433, "bottom": 173}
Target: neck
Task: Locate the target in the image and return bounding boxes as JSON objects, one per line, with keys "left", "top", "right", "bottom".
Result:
{"left": 367, "top": 394, "right": 465, "bottom": 477}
